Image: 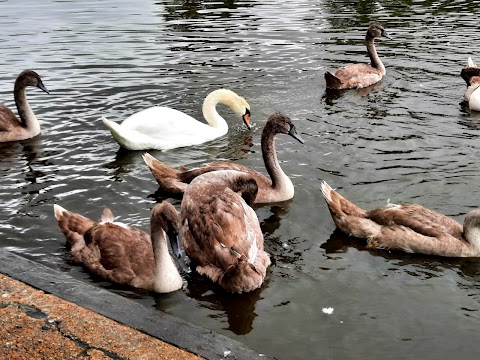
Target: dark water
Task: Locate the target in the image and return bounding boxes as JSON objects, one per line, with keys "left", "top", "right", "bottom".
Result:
{"left": 2, "top": 0, "right": 480, "bottom": 358}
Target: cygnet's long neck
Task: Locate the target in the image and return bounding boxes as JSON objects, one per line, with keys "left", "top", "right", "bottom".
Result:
{"left": 261, "top": 125, "right": 293, "bottom": 195}
{"left": 465, "top": 84, "right": 479, "bottom": 101}
{"left": 464, "top": 210, "right": 480, "bottom": 254}
{"left": 366, "top": 37, "right": 386, "bottom": 75}
{"left": 228, "top": 173, "right": 258, "bottom": 207}
{"left": 202, "top": 90, "right": 233, "bottom": 134}
{"left": 465, "top": 77, "right": 480, "bottom": 102}
{"left": 469, "top": 85, "right": 480, "bottom": 111}
{"left": 14, "top": 84, "right": 40, "bottom": 136}
{"left": 151, "top": 227, "right": 182, "bottom": 293}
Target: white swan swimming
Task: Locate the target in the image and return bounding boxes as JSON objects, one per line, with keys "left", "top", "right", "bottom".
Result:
{"left": 102, "top": 89, "right": 251, "bottom": 150}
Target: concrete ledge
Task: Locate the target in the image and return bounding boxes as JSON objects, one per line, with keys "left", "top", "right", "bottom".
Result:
{"left": 0, "top": 249, "right": 273, "bottom": 360}
{"left": 1, "top": 274, "right": 202, "bottom": 359}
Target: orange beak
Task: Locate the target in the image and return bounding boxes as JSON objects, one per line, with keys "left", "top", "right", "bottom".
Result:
{"left": 242, "top": 109, "right": 252, "bottom": 129}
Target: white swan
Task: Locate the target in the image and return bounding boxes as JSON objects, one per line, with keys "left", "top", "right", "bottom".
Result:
{"left": 461, "top": 57, "right": 480, "bottom": 111}
{"left": 102, "top": 89, "right": 251, "bottom": 150}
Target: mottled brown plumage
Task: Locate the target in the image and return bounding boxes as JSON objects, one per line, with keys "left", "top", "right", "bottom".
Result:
{"left": 461, "top": 57, "right": 480, "bottom": 111}
{"left": 461, "top": 67, "right": 480, "bottom": 87}
{"left": 325, "top": 24, "right": 392, "bottom": 90}
{"left": 321, "top": 181, "right": 480, "bottom": 257}
{"left": 143, "top": 113, "right": 304, "bottom": 204}
{"left": 181, "top": 170, "right": 271, "bottom": 293}
{"left": 54, "top": 202, "right": 183, "bottom": 293}
{"left": 0, "top": 70, "right": 49, "bottom": 142}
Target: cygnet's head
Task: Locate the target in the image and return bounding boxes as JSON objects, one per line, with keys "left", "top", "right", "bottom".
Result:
{"left": 366, "top": 24, "right": 393, "bottom": 40}
{"left": 15, "top": 70, "right": 49, "bottom": 94}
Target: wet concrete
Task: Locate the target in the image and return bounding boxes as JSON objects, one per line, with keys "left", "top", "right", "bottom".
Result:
{"left": 0, "top": 274, "right": 202, "bottom": 360}
{"left": 0, "top": 249, "right": 274, "bottom": 360}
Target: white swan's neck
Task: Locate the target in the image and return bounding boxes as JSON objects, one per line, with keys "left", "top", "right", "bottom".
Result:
{"left": 14, "top": 87, "right": 40, "bottom": 136}
{"left": 262, "top": 130, "right": 294, "bottom": 198}
{"left": 366, "top": 38, "right": 385, "bottom": 75}
{"left": 151, "top": 229, "right": 183, "bottom": 293}
{"left": 202, "top": 89, "right": 235, "bottom": 134}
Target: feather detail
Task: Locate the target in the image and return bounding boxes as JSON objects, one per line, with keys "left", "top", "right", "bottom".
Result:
{"left": 321, "top": 181, "right": 480, "bottom": 257}
{"left": 181, "top": 170, "right": 271, "bottom": 293}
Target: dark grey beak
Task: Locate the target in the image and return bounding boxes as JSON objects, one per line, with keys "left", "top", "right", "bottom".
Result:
{"left": 168, "top": 229, "right": 182, "bottom": 259}
{"left": 37, "top": 80, "right": 49, "bottom": 94}
{"left": 288, "top": 124, "right": 305, "bottom": 144}
{"left": 382, "top": 30, "right": 393, "bottom": 40}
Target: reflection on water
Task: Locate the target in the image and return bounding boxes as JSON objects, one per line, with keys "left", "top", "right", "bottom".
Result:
{"left": 259, "top": 202, "right": 293, "bottom": 235}
{"left": 321, "top": 228, "right": 367, "bottom": 254}
{"left": 161, "top": 0, "right": 247, "bottom": 24}
{"left": 322, "top": 81, "right": 385, "bottom": 106}
{"left": 154, "top": 198, "right": 292, "bottom": 336}
{"left": 3, "top": 0, "right": 480, "bottom": 359}
{"left": 183, "top": 272, "right": 268, "bottom": 335}
{"left": 0, "top": 138, "right": 40, "bottom": 165}
{"left": 0, "top": 138, "right": 45, "bottom": 221}
{"left": 323, "top": 228, "right": 480, "bottom": 290}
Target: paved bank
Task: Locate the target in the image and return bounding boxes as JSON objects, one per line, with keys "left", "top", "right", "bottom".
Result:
{"left": 0, "top": 274, "right": 202, "bottom": 360}
{"left": 0, "top": 249, "right": 273, "bottom": 360}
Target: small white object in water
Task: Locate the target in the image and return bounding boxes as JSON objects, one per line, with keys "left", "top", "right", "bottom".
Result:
{"left": 224, "top": 350, "right": 231, "bottom": 357}
{"left": 322, "top": 307, "right": 334, "bottom": 315}
{"left": 385, "top": 199, "right": 401, "bottom": 209}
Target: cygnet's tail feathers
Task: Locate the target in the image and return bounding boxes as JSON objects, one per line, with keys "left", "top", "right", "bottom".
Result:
{"left": 99, "top": 208, "right": 114, "bottom": 223}
{"left": 142, "top": 153, "right": 186, "bottom": 193}
{"left": 325, "top": 71, "right": 344, "bottom": 90}
{"left": 320, "top": 182, "right": 384, "bottom": 240}
{"left": 321, "top": 181, "right": 368, "bottom": 218}
{"left": 467, "top": 57, "right": 477, "bottom": 68}
{"left": 53, "top": 204, "right": 94, "bottom": 248}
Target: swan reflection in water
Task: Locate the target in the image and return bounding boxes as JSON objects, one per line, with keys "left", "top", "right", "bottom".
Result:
{"left": 0, "top": 137, "right": 46, "bottom": 195}
{"left": 322, "top": 228, "right": 480, "bottom": 287}
{"left": 322, "top": 81, "right": 385, "bottom": 106}
{"left": 104, "top": 131, "right": 254, "bottom": 183}
{"left": 182, "top": 272, "right": 270, "bottom": 335}
{"left": 157, "top": 202, "right": 291, "bottom": 336}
